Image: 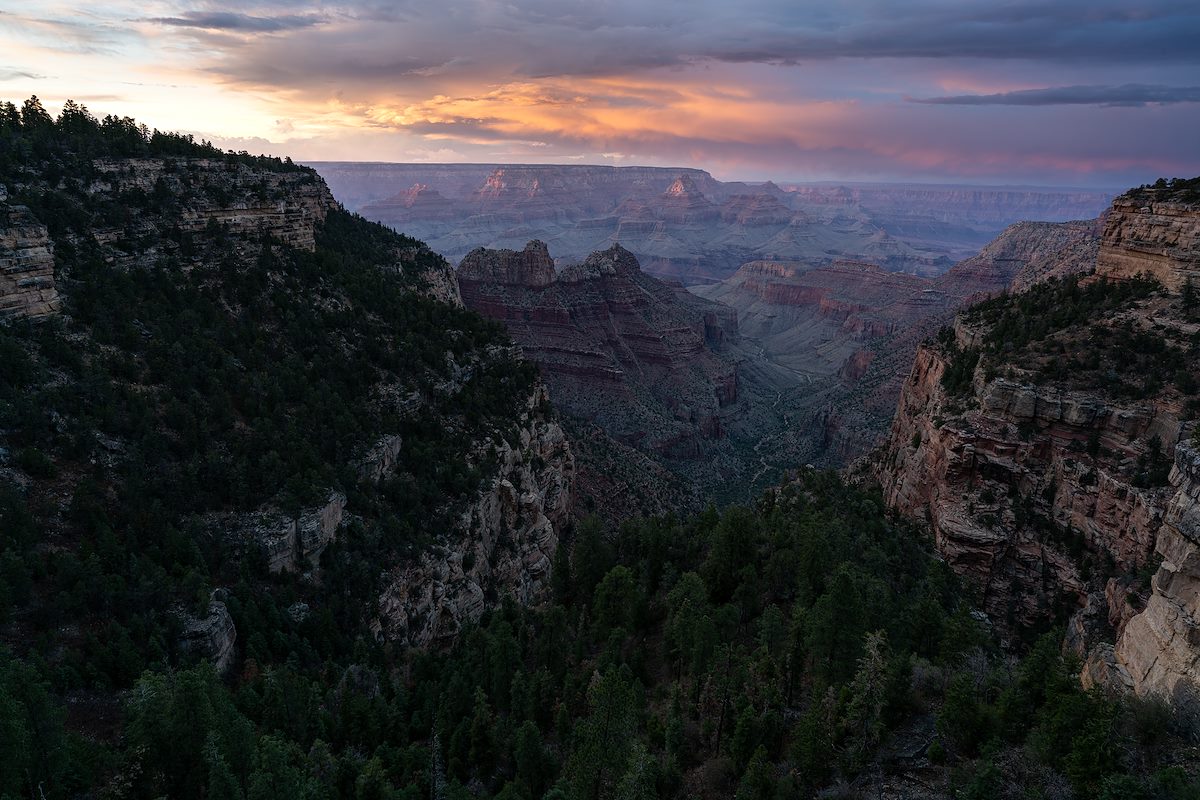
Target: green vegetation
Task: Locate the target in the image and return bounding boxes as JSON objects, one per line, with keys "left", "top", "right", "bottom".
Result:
{"left": 2, "top": 100, "right": 1197, "bottom": 799}
{"left": 3, "top": 474, "right": 1196, "bottom": 799}
{"left": 939, "top": 275, "right": 1200, "bottom": 411}
{"left": 1127, "top": 176, "right": 1200, "bottom": 205}
{"left": 0, "top": 95, "right": 306, "bottom": 175}
{"left": 0, "top": 98, "right": 536, "bottom": 784}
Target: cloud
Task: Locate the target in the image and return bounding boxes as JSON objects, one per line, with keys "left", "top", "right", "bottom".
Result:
{"left": 911, "top": 84, "right": 1200, "bottom": 106}
{"left": 144, "top": 11, "right": 326, "bottom": 33}
{"left": 8, "top": 0, "right": 1200, "bottom": 185}
{"left": 0, "top": 67, "right": 47, "bottom": 81}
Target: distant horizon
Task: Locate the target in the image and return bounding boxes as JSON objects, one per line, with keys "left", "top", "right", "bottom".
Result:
{"left": 302, "top": 159, "right": 1129, "bottom": 193}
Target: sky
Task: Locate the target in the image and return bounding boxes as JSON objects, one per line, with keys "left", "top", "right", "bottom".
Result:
{"left": 2, "top": 1, "right": 1199, "bottom": 187}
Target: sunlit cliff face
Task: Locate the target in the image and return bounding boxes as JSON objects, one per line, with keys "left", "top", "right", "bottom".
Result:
{"left": 2, "top": 0, "right": 1199, "bottom": 184}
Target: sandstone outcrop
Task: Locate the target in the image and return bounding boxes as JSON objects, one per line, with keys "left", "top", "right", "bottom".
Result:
{"left": 376, "top": 384, "right": 574, "bottom": 646}
{"left": 457, "top": 240, "right": 812, "bottom": 505}
{"left": 0, "top": 195, "right": 60, "bottom": 319}
{"left": 1116, "top": 440, "right": 1200, "bottom": 712}
{"left": 875, "top": 338, "right": 1179, "bottom": 630}
{"left": 89, "top": 158, "right": 331, "bottom": 251}
{"left": 1097, "top": 191, "right": 1200, "bottom": 292}
{"left": 873, "top": 187, "right": 1200, "bottom": 706}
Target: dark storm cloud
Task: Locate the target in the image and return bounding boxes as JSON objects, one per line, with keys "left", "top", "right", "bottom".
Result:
{"left": 911, "top": 84, "right": 1200, "bottom": 107}
{"left": 144, "top": 11, "right": 325, "bottom": 33}
{"left": 177, "top": 0, "right": 1200, "bottom": 93}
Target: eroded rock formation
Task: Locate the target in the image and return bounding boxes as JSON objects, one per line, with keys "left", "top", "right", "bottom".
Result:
{"left": 872, "top": 187, "right": 1200, "bottom": 706}
{"left": 314, "top": 162, "right": 1111, "bottom": 284}
{"left": 376, "top": 384, "right": 574, "bottom": 647}
{"left": 178, "top": 592, "right": 238, "bottom": 676}
{"left": 1097, "top": 192, "right": 1200, "bottom": 291}
{"left": 1116, "top": 441, "right": 1200, "bottom": 711}
{"left": 696, "top": 217, "right": 1104, "bottom": 466}
{"left": 458, "top": 241, "right": 741, "bottom": 460}
{"left": 234, "top": 491, "right": 348, "bottom": 575}
{"left": 0, "top": 193, "right": 60, "bottom": 319}
{"left": 89, "top": 158, "right": 331, "bottom": 251}
{"left": 875, "top": 336, "right": 1180, "bottom": 630}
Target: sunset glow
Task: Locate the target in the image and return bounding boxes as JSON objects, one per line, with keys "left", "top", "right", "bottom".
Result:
{"left": 2, "top": 1, "right": 1198, "bottom": 184}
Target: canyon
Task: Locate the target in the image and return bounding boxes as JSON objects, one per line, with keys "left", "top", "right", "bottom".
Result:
{"left": 870, "top": 185, "right": 1200, "bottom": 708}
{"left": 0, "top": 149, "right": 577, "bottom": 672}
{"left": 694, "top": 216, "right": 1104, "bottom": 466}
{"left": 456, "top": 239, "right": 803, "bottom": 508}
{"left": 312, "top": 162, "right": 1112, "bottom": 285}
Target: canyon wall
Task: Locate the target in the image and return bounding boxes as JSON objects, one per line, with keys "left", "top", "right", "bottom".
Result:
{"left": 376, "top": 384, "right": 574, "bottom": 647}
{"left": 89, "top": 158, "right": 332, "bottom": 251}
{"left": 313, "top": 162, "right": 1112, "bottom": 284}
{"left": 1096, "top": 194, "right": 1200, "bottom": 292}
{"left": 0, "top": 189, "right": 60, "bottom": 319}
{"left": 3, "top": 154, "right": 579, "bottom": 669}
{"left": 458, "top": 241, "right": 741, "bottom": 459}
{"left": 696, "top": 217, "right": 1103, "bottom": 467}
{"left": 456, "top": 240, "right": 806, "bottom": 506}
{"left": 875, "top": 336, "right": 1180, "bottom": 630}
{"left": 873, "top": 186, "right": 1200, "bottom": 705}
{"left": 1116, "top": 440, "right": 1200, "bottom": 713}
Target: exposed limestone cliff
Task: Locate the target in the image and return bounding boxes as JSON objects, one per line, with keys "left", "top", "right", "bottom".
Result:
{"left": 1097, "top": 192, "right": 1200, "bottom": 292}
{"left": 1116, "top": 440, "right": 1200, "bottom": 712}
{"left": 873, "top": 187, "right": 1200, "bottom": 705}
{"left": 376, "top": 384, "right": 574, "bottom": 647}
{"left": 230, "top": 491, "right": 348, "bottom": 575}
{"left": 0, "top": 194, "right": 60, "bottom": 319}
{"left": 875, "top": 337, "right": 1179, "bottom": 630}
{"left": 89, "top": 158, "right": 331, "bottom": 251}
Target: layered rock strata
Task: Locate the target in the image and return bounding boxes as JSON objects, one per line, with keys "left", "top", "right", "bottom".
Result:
{"left": 0, "top": 196, "right": 60, "bottom": 319}
{"left": 89, "top": 158, "right": 331, "bottom": 251}
{"left": 458, "top": 241, "right": 741, "bottom": 459}
{"left": 1096, "top": 193, "right": 1200, "bottom": 291}
{"left": 875, "top": 336, "right": 1180, "bottom": 630}
{"left": 695, "top": 218, "right": 1103, "bottom": 466}
{"left": 314, "top": 161, "right": 1111, "bottom": 284}
{"left": 874, "top": 186, "right": 1200, "bottom": 705}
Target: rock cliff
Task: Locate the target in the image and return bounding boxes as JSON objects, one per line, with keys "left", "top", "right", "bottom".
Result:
{"left": 0, "top": 192, "right": 60, "bottom": 319}
{"left": 178, "top": 592, "right": 238, "bottom": 676}
{"left": 456, "top": 240, "right": 810, "bottom": 507}
{"left": 1115, "top": 440, "right": 1200, "bottom": 712}
{"left": 1096, "top": 191, "right": 1200, "bottom": 292}
{"left": 2, "top": 142, "right": 580, "bottom": 677}
{"left": 695, "top": 217, "right": 1103, "bottom": 467}
{"left": 872, "top": 185, "right": 1200, "bottom": 705}
{"left": 376, "top": 384, "right": 574, "bottom": 646}
{"left": 88, "top": 157, "right": 332, "bottom": 251}
{"left": 458, "top": 241, "right": 741, "bottom": 460}
{"left": 874, "top": 336, "right": 1180, "bottom": 630}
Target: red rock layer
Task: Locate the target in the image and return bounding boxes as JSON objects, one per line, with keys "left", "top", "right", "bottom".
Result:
{"left": 457, "top": 241, "right": 740, "bottom": 459}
